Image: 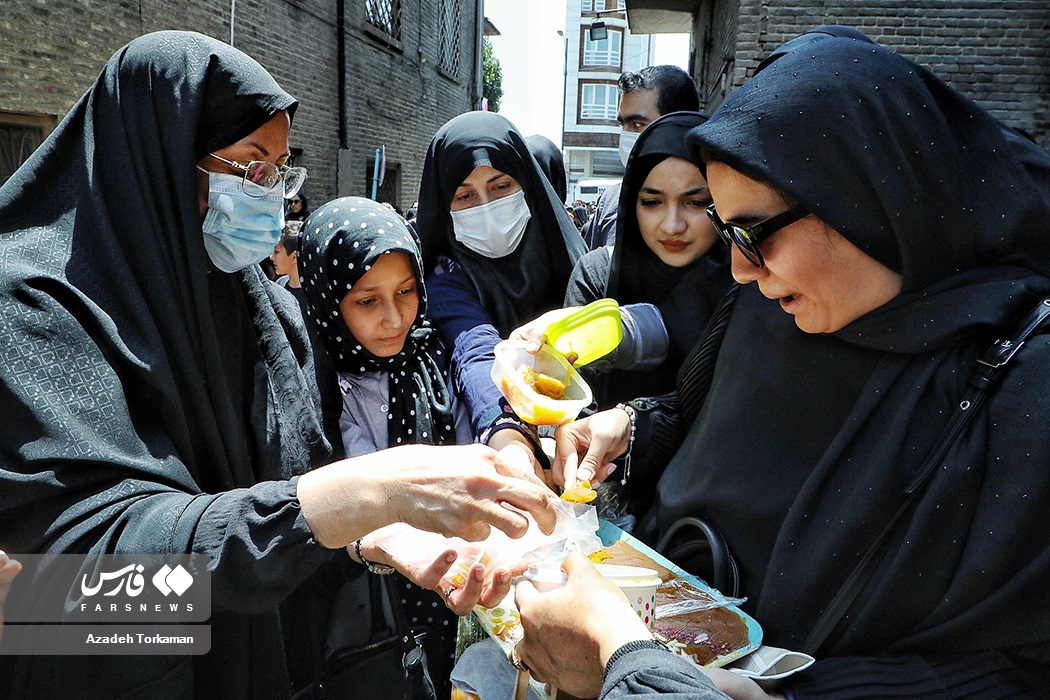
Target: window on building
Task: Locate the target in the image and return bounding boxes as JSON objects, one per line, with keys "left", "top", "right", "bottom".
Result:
{"left": 0, "top": 116, "right": 48, "bottom": 186}
{"left": 580, "top": 83, "right": 619, "bottom": 120}
{"left": 364, "top": 163, "right": 401, "bottom": 206}
{"left": 606, "top": 0, "right": 625, "bottom": 9}
{"left": 439, "top": 0, "right": 461, "bottom": 75}
{"left": 581, "top": 0, "right": 594, "bottom": 11}
{"left": 583, "top": 29, "right": 622, "bottom": 67}
{"left": 366, "top": 0, "right": 402, "bottom": 40}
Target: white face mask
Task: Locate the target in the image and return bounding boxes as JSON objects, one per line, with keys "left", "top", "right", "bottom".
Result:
{"left": 618, "top": 130, "right": 641, "bottom": 167}
{"left": 199, "top": 171, "right": 285, "bottom": 273}
{"left": 449, "top": 189, "right": 532, "bottom": 258}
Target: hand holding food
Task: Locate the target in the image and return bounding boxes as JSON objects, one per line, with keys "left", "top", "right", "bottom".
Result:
{"left": 514, "top": 553, "right": 653, "bottom": 698}
{"left": 395, "top": 544, "right": 517, "bottom": 615}
{"left": 552, "top": 409, "right": 632, "bottom": 490}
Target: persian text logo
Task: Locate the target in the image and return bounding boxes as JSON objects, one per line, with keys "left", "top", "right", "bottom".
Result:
{"left": 80, "top": 564, "right": 193, "bottom": 599}
{"left": 81, "top": 564, "right": 147, "bottom": 598}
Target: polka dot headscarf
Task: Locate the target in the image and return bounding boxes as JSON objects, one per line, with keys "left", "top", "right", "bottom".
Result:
{"left": 298, "top": 196, "right": 454, "bottom": 447}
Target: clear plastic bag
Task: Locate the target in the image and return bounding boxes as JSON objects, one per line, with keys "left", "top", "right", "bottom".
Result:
{"left": 656, "top": 577, "right": 747, "bottom": 618}
{"left": 370, "top": 500, "right": 603, "bottom": 588}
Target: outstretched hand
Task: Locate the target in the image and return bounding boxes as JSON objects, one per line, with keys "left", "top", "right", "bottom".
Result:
{"left": 389, "top": 444, "right": 559, "bottom": 541}
{"left": 298, "top": 444, "right": 561, "bottom": 549}
{"left": 508, "top": 307, "right": 581, "bottom": 356}
{"left": 552, "top": 408, "right": 632, "bottom": 490}
{"left": 356, "top": 535, "right": 527, "bottom": 616}
{"left": 0, "top": 550, "right": 22, "bottom": 642}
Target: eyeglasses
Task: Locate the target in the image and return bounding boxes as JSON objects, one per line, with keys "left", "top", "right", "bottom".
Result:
{"left": 706, "top": 203, "right": 809, "bottom": 267}
{"left": 290, "top": 198, "right": 302, "bottom": 204}
{"left": 206, "top": 153, "right": 307, "bottom": 199}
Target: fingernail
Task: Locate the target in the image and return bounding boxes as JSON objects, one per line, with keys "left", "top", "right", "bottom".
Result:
{"left": 499, "top": 571, "right": 511, "bottom": 584}
{"left": 445, "top": 551, "right": 457, "bottom": 564}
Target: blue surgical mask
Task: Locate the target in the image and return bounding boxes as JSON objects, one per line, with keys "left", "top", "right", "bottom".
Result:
{"left": 199, "top": 171, "right": 285, "bottom": 273}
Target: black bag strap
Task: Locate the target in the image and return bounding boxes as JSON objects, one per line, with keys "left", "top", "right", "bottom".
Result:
{"left": 656, "top": 516, "right": 740, "bottom": 598}
{"left": 804, "top": 297, "right": 1050, "bottom": 656}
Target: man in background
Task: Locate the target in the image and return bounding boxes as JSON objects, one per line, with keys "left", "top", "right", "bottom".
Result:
{"left": 581, "top": 65, "right": 700, "bottom": 250}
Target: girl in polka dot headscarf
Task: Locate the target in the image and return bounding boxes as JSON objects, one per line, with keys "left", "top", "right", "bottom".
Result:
{"left": 298, "top": 196, "right": 467, "bottom": 456}
{"left": 298, "top": 197, "right": 469, "bottom": 698}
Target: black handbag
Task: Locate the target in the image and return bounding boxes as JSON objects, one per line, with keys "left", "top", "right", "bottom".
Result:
{"left": 656, "top": 516, "right": 741, "bottom": 598}
{"left": 309, "top": 572, "right": 437, "bottom": 700}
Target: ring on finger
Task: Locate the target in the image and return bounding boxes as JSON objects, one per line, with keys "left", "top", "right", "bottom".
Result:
{"left": 444, "top": 586, "right": 457, "bottom": 601}
{"left": 509, "top": 648, "right": 530, "bottom": 673}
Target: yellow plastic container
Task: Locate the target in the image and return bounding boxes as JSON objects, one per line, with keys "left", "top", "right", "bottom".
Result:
{"left": 544, "top": 298, "right": 623, "bottom": 367}
{"left": 491, "top": 340, "right": 592, "bottom": 425}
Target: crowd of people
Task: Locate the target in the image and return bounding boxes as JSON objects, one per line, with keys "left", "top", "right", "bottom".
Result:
{"left": 1, "top": 23, "right": 1048, "bottom": 700}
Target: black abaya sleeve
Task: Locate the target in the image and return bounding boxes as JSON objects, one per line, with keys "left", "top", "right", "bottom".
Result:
{"left": 600, "top": 646, "right": 727, "bottom": 699}
{"left": 564, "top": 248, "right": 612, "bottom": 307}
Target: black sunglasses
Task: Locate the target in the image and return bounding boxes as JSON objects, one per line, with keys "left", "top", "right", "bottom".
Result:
{"left": 706, "top": 203, "right": 809, "bottom": 267}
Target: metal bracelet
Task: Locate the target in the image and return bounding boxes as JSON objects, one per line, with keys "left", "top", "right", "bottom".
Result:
{"left": 614, "top": 402, "right": 636, "bottom": 487}
{"left": 354, "top": 537, "right": 395, "bottom": 575}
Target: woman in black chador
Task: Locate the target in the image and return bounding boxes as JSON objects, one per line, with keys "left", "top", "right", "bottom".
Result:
{"left": 544, "top": 26, "right": 1050, "bottom": 697}
{"left": 0, "top": 31, "right": 557, "bottom": 699}
{"left": 414, "top": 111, "right": 586, "bottom": 472}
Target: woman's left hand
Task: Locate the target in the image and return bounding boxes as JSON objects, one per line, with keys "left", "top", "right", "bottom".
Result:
{"left": 352, "top": 536, "right": 524, "bottom": 616}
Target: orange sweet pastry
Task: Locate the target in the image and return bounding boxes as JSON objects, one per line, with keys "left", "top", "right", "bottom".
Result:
{"left": 588, "top": 549, "right": 613, "bottom": 564}
{"left": 520, "top": 366, "right": 569, "bottom": 399}
{"left": 560, "top": 479, "right": 597, "bottom": 503}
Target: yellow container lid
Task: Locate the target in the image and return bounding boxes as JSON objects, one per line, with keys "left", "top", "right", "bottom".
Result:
{"left": 544, "top": 298, "right": 623, "bottom": 367}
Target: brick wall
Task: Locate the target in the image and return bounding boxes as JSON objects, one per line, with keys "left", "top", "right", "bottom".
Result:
{"left": 0, "top": 0, "right": 480, "bottom": 210}
{"left": 710, "top": 0, "right": 1050, "bottom": 147}
{"left": 345, "top": 0, "right": 479, "bottom": 209}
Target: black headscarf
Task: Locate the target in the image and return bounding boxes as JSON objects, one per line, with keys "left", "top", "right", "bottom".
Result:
{"left": 0, "top": 27, "right": 326, "bottom": 528}
{"left": 415, "top": 111, "right": 586, "bottom": 335}
{"left": 0, "top": 31, "right": 329, "bottom": 694}
{"left": 592, "top": 111, "right": 731, "bottom": 406}
{"left": 651, "top": 27, "right": 1050, "bottom": 668}
{"left": 687, "top": 26, "right": 1050, "bottom": 296}
{"left": 608, "top": 111, "right": 729, "bottom": 308}
{"left": 525, "top": 133, "right": 568, "bottom": 203}
{"left": 298, "top": 196, "right": 455, "bottom": 447}
{"left": 572, "top": 205, "right": 590, "bottom": 229}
